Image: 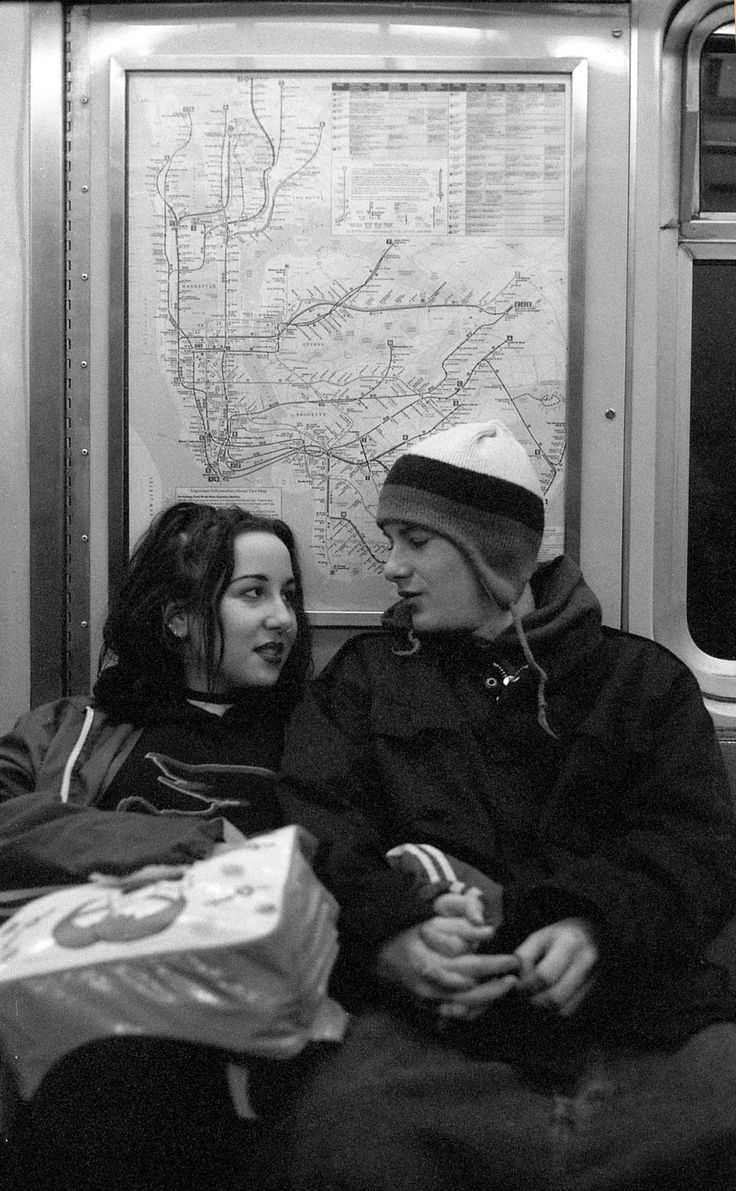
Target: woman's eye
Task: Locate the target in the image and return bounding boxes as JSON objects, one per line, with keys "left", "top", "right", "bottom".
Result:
{"left": 240, "top": 587, "right": 262, "bottom": 601}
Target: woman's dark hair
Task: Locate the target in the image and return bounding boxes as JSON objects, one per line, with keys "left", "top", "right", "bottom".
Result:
{"left": 98, "top": 502, "right": 312, "bottom": 710}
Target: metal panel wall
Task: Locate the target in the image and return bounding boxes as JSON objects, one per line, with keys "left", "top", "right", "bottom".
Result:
{"left": 34, "top": 1, "right": 631, "bottom": 690}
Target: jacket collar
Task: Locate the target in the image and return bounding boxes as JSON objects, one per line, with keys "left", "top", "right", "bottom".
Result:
{"left": 381, "top": 554, "right": 603, "bottom": 691}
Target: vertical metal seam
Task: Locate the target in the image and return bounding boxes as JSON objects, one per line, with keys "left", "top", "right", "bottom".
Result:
{"left": 64, "top": 10, "right": 73, "bottom": 682}
{"left": 620, "top": 4, "right": 637, "bottom": 632}
{"left": 65, "top": 6, "right": 92, "bottom": 693}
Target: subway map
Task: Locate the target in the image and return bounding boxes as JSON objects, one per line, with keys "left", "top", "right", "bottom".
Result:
{"left": 127, "top": 73, "right": 569, "bottom": 614}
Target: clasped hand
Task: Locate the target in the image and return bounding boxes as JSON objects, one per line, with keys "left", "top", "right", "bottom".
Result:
{"left": 375, "top": 888, "right": 598, "bottom": 1022}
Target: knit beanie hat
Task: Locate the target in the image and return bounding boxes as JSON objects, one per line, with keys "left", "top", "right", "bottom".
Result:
{"left": 376, "top": 420, "right": 544, "bottom": 610}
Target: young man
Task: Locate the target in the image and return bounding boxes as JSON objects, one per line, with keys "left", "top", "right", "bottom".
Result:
{"left": 278, "top": 420, "right": 736, "bottom": 1190}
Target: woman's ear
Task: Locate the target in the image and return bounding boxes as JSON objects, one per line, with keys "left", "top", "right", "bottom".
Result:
{"left": 164, "top": 605, "right": 190, "bottom": 641}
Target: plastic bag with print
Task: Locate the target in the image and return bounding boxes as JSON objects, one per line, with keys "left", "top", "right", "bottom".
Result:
{"left": 0, "top": 825, "right": 346, "bottom": 1100}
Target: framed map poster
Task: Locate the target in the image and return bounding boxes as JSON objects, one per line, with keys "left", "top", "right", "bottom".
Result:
{"left": 122, "top": 65, "right": 584, "bottom": 622}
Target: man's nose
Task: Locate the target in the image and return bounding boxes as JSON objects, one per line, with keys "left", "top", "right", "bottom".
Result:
{"left": 383, "top": 546, "right": 410, "bottom": 582}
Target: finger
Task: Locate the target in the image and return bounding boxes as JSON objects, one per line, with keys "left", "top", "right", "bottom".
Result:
{"left": 514, "top": 928, "right": 557, "bottom": 990}
{"left": 457, "top": 887, "right": 486, "bottom": 926}
{"left": 436, "top": 1000, "right": 487, "bottom": 1021}
{"left": 439, "top": 973, "right": 519, "bottom": 1006}
{"left": 514, "top": 949, "right": 536, "bottom": 988}
{"left": 516, "top": 931, "right": 580, "bottom": 994}
{"left": 524, "top": 949, "right": 571, "bottom": 994}
{"left": 423, "top": 918, "right": 495, "bottom": 943}
{"left": 434, "top": 888, "right": 488, "bottom": 925}
{"left": 528, "top": 953, "right": 596, "bottom": 1012}
{"left": 530, "top": 973, "right": 595, "bottom": 1016}
{"left": 450, "top": 952, "right": 521, "bottom": 981}
{"left": 433, "top": 893, "right": 472, "bottom": 917}
{"left": 534, "top": 938, "right": 597, "bottom": 996}
{"left": 418, "top": 952, "right": 518, "bottom": 997}
{"left": 420, "top": 921, "right": 495, "bottom": 958}
{"left": 418, "top": 967, "right": 478, "bottom": 996}
{"left": 419, "top": 923, "right": 467, "bottom": 957}
{"left": 557, "top": 976, "right": 595, "bottom": 1017}
{"left": 437, "top": 1001, "right": 473, "bottom": 1020}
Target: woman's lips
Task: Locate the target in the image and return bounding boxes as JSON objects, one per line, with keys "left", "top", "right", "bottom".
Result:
{"left": 255, "top": 642, "right": 286, "bottom": 664}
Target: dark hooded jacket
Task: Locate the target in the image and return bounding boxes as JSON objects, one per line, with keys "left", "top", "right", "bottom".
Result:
{"left": 280, "top": 555, "right": 736, "bottom": 1046}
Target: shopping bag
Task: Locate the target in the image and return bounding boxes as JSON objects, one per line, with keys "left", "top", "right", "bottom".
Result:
{"left": 0, "top": 825, "right": 346, "bottom": 1099}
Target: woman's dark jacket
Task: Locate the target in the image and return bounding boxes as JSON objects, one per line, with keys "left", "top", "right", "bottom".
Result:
{"left": 280, "top": 555, "right": 736, "bottom": 1046}
{"left": 0, "top": 677, "right": 290, "bottom": 886}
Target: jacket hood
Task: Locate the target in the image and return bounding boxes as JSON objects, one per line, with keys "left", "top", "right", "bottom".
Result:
{"left": 517, "top": 555, "right": 603, "bottom": 676}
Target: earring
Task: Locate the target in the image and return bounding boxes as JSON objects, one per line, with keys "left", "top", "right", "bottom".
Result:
{"left": 165, "top": 606, "right": 189, "bottom": 642}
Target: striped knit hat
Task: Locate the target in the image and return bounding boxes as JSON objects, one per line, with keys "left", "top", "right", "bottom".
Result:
{"left": 376, "top": 420, "right": 544, "bottom": 610}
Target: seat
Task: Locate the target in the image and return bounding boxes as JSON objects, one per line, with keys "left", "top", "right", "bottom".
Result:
{"left": 704, "top": 733, "right": 736, "bottom": 979}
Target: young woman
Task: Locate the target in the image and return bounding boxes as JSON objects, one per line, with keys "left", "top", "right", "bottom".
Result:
{"left": 0, "top": 500, "right": 311, "bottom": 884}
{"left": 0, "top": 501, "right": 314, "bottom": 1191}
{"left": 276, "top": 420, "right": 736, "bottom": 1191}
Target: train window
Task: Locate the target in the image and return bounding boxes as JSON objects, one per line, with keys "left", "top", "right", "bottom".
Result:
{"left": 680, "top": 10, "right": 736, "bottom": 226}
{"left": 700, "top": 26, "right": 736, "bottom": 212}
{"left": 688, "top": 260, "right": 736, "bottom": 659}
{"left": 687, "top": 18, "right": 736, "bottom": 664}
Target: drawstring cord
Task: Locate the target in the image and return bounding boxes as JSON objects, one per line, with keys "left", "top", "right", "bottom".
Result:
{"left": 510, "top": 603, "right": 557, "bottom": 737}
{"left": 390, "top": 600, "right": 421, "bottom": 656}
{"left": 391, "top": 628, "right": 420, "bottom": 657}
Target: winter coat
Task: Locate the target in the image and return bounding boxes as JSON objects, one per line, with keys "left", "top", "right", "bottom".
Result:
{"left": 281, "top": 555, "right": 736, "bottom": 1046}
{"left": 0, "top": 696, "right": 141, "bottom": 805}
{"left": 0, "top": 680, "right": 290, "bottom": 887}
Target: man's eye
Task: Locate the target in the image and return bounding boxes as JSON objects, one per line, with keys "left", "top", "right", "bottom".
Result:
{"left": 408, "top": 536, "right": 430, "bottom": 547}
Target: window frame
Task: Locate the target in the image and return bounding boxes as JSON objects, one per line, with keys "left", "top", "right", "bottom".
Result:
{"left": 655, "top": 0, "right": 736, "bottom": 702}
{"left": 680, "top": 5, "right": 736, "bottom": 234}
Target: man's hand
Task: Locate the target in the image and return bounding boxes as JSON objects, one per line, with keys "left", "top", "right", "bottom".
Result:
{"left": 376, "top": 921, "right": 520, "bottom": 1003}
{"left": 432, "top": 887, "right": 487, "bottom": 926}
{"left": 419, "top": 914, "right": 495, "bottom": 957}
{"left": 514, "top": 917, "right": 598, "bottom": 1016}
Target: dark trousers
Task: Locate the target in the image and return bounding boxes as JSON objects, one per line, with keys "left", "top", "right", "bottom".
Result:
{"left": 271, "top": 1009, "right": 736, "bottom": 1191}
{"left": 4, "top": 1037, "right": 313, "bottom": 1191}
